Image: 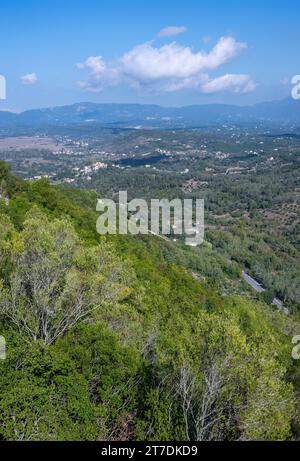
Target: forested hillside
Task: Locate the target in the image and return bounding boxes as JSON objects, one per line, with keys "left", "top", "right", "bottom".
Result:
{"left": 0, "top": 162, "right": 299, "bottom": 441}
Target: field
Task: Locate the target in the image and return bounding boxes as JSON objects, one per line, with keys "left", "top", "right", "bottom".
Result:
{"left": 0, "top": 136, "right": 61, "bottom": 151}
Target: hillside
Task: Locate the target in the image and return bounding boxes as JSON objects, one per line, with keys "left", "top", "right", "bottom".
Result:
{"left": 1, "top": 98, "right": 300, "bottom": 130}
{"left": 0, "top": 162, "right": 299, "bottom": 441}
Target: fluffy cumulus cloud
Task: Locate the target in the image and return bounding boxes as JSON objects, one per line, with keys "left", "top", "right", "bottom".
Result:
{"left": 20, "top": 72, "right": 38, "bottom": 85}
{"left": 158, "top": 26, "right": 187, "bottom": 37}
{"left": 202, "top": 74, "right": 256, "bottom": 94}
{"left": 76, "top": 56, "right": 120, "bottom": 92}
{"left": 76, "top": 35, "right": 256, "bottom": 95}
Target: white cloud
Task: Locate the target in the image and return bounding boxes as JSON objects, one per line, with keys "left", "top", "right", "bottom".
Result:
{"left": 76, "top": 56, "right": 120, "bottom": 92}
{"left": 158, "top": 26, "right": 187, "bottom": 37}
{"left": 202, "top": 74, "right": 256, "bottom": 94}
{"left": 77, "top": 36, "right": 255, "bottom": 95}
{"left": 120, "top": 37, "right": 246, "bottom": 82}
{"left": 20, "top": 72, "right": 38, "bottom": 85}
{"left": 76, "top": 56, "right": 106, "bottom": 75}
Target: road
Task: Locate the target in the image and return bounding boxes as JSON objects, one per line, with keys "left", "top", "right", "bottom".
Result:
{"left": 242, "top": 271, "right": 289, "bottom": 315}
{"left": 242, "top": 272, "right": 266, "bottom": 294}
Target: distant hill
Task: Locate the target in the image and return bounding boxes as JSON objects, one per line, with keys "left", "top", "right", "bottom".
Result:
{"left": 0, "top": 98, "right": 300, "bottom": 128}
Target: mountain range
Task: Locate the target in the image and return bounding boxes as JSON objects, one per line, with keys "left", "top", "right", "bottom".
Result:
{"left": 0, "top": 98, "right": 299, "bottom": 128}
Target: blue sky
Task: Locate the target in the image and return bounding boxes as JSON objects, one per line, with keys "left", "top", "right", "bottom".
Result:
{"left": 0, "top": 0, "right": 299, "bottom": 111}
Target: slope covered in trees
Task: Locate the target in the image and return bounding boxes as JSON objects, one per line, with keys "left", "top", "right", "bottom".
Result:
{"left": 0, "top": 162, "right": 299, "bottom": 441}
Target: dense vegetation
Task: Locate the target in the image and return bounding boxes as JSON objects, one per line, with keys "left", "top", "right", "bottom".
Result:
{"left": 0, "top": 161, "right": 299, "bottom": 441}
{"left": 73, "top": 132, "right": 299, "bottom": 312}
